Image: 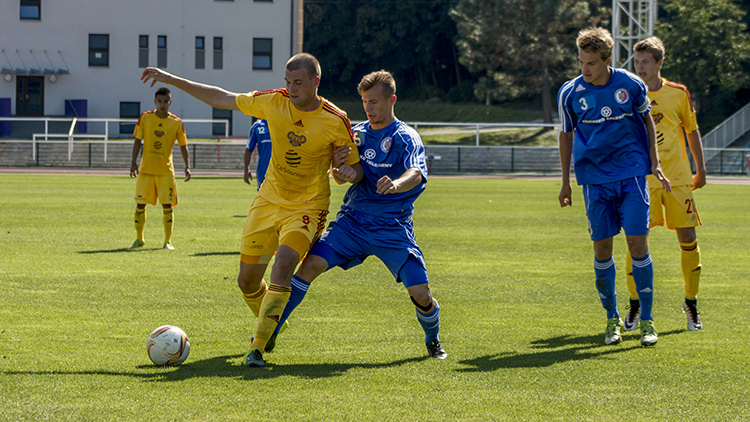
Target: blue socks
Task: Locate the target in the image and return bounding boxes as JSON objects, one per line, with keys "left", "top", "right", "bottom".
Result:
{"left": 631, "top": 253, "right": 654, "bottom": 321}
{"left": 416, "top": 300, "right": 440, "bottom": 344}
{"left": 273, "top": 275, "right": 310, "bottom": 336}
{"left": 594, "top": 257, "right": 618, "bottom": 319}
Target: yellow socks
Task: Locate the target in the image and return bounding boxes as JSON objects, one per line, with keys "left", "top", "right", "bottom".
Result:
{"left": 625, "top": 250, "right": 638, "bottom": 300}
{"left": 163, "top": 207, "right": 174, "bottom": 243}
{"left": 680, "top": 240, "right": 701, "bottom": 298}
{"left": 250, "top": 283, "right": 291, "bottom": 352}
{"left": 134, "top": 208, "right": 146, "bottom": 240}
{"left": 242, "top": 280, "right": 268, "bottom": 318}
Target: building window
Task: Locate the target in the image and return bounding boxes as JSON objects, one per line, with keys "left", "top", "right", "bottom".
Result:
{"left": 253, "top": 38, "right": 272, "bottom": 70}
{"left": 195, "top": 36, "right": 205, "bottom": 69}
{"left": 89, "top": 34, "right": 109, "bottom": 67}
{"left": 157, "top": 35, "right": 167, "bottom": 68}
{"left": 213, "top": 108, "right": 232, "bottom": 136}
{"left": 213, "top": 37, "right": 223, "bottom": 70}
{"left": 20, "top": 0, "right": 41, "bottom": 20}
{"left": 139, "top": 35, "right": 149, "bottom": 68}
{"left": 120, "top": 102, "right": 140, "bottom": 134}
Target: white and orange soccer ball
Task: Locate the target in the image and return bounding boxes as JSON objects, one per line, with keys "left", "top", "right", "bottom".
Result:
{"left": 146, "top": 325, "right": 190, "bottom": 366}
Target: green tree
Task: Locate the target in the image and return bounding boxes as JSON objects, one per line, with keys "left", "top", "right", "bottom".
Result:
{"left": 656, "top": 0, "right": 750, "bottom": 129}
{"left": 451, "top": 0, "right": 604, "bottom": 122}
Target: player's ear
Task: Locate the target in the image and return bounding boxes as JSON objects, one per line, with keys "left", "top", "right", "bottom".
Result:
{"left": 390, "top": 95, "right": 397, "bottom": 106}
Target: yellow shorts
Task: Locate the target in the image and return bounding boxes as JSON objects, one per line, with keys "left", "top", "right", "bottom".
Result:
{"left": 650, "top": 184, "right": 701, "bottom": 229}
{"left": 135, "top": 173, "right": 178, "bottom": 206}
{"left": 240, "top": 195, "right": 328, "bottom": 263}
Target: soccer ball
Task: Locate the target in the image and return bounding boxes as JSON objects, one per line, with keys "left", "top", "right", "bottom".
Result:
{"left": 146, "top": 325, "right": 190, "bottom": 366}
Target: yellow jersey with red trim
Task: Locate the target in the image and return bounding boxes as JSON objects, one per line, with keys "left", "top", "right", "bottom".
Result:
{"left": 647, "top": 78, "right": 699, "bottom": 188}
{"left": 235, "top": 89, "right": 358, "bottom": 210}
{"left": 133, "top": 111, "right": 187, "bottom": 176}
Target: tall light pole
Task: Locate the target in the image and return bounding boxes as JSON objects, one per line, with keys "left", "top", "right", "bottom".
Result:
{"left": 297, "top": 0, "right": 304, "bottom": 54}
{"left": 611, "top": 0, "right": 657, "bottom": 71}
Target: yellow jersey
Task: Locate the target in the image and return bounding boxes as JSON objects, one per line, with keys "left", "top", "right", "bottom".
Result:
{"left": 236, "top": 89, "right": 358, "bottom": 210}
{"left": 647, "top": 78, "right": 699, "bottom": 188}
{"left": 133, "top": 111, "right": 187, "bottom": 176}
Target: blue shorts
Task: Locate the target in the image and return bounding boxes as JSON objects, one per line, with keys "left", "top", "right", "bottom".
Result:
{"left": 582, "top": 176, "right": 650, "bottom": 241}
{"left": 308, "top": 209, "right": 429, "bottom": 287}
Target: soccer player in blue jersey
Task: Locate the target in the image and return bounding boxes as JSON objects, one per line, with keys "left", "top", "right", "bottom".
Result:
{"left": 267, "top": 70, "right": 447, "bottom": 359}
{"left": 557, "top": 28, "right": 671, "bottom": 346}
{"left": 243, "top": 119, "right": 272, "bottom": 191}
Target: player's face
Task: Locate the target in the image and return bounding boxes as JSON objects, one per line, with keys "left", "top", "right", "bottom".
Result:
{"left": 578, "top": 50, "right": 611, "bottom": 86}
{"left": 285, "top": 68, "right": 320, "bottom": 111}
{"left": 361, "top": 84, "right": 396, "bottom": 130}
{"left": 634, "top": 51, "right": 662, "bottom": 86}
{"left": 154, "top": 95, "right": 171, "bottom": 117}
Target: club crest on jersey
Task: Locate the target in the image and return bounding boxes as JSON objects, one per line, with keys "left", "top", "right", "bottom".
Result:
{"left": 154, "top": 130, "right": 165, "bottom": 138}
{"left": 287, "top": 132, "right": 307, "bottom": 147}
{"left": 364, "top": 148, "right": 377, "bottom": 160}
{"left": 380, "top": 137, "right": 392, "bottom": 153}
{"left": 601, "top": 106, "right": 612, "bottom": 118}
{"left": 614, "top": 88, "right": 629, "bottom": 104}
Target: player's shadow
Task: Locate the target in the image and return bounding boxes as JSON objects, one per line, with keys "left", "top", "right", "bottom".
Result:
{"left": 457, "top": 329, "right": 682, "bottom": 372}
{"left": 191, "top": 251, "right": 240, "bottom": 257}
{"left": 2, "top": 354, "right": 427, "bottom": 382}
{"left": 77, "top": 248, "right": 155, "bottom": 254}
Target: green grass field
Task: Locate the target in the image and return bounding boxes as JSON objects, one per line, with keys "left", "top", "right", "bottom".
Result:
{"left": 1, "top": 174, "right": 749, "bottom": 421}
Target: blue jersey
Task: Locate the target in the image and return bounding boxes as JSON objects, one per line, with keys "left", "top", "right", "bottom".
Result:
{"left": 245, "top": 119, "right": 272, "bottom": 190}
{"left": 558, "top": 68, "right": 652, "bottom": 185}
{"left": 344, "top": 119, "right": 427, "bottom": 219}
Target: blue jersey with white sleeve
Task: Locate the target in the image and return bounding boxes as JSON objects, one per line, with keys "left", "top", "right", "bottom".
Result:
{"left": 245, "top": 119, "right": 272, "bottom": 190}
{"left": 558, "top": 67, "right": 652, "bottom": 185}
{"left": 344, "top": 119, "right": 427, "bottom": 220}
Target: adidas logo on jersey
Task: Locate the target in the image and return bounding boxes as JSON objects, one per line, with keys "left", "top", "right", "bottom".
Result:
{"left": 575, "top": 84, "right": 586, "bottom": 92}
{"left": 294, "top": 120, "right": 304, "bottom": 127}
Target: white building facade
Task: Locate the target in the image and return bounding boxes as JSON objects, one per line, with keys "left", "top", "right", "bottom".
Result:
{"left": 1, "top": 0, "right": 300, "bottom": 137}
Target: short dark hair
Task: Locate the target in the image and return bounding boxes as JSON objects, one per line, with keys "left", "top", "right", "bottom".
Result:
{"left": 286, "top": 53, "right": 321, "bottom": 79}
{"left": 155, "top": 87, "right": 171, "bottom": 99}
{"left": 357, "top": 70, "right": 396, "bottom": 97}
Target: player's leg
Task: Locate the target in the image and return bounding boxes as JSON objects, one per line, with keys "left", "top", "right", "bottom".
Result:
{"left": 272, "top": 250, "right": 331, "bottom": 337}
{"left": 157, "top": 175, "right": 178, "bottom": 249}
{"left": 677, "top": 227, "right": 702, "bottom": 330}
{"left": 621, "top": 176, "right": 657, "bottom": 345}
{"left": 246, "top": 208, "right": 327, "bottom": 364}
{"left": 583, "top": 182, "right": 623, "bottom": 344}
{"left": 400, "top": 257, "right": 446, "bottom": 359}
{"left": 131, "top": 174, "right": 156, "bottom": 248}
{"left": 665, "top": 185, "right": 703, "bottom": 330}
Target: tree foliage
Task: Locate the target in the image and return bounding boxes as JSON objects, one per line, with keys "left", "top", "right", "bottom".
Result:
{"left": 304, "top": 0, "right": 469, "bottom": 100}
{"left": 656, "top": 0, "right": 750, "bottom": 128}
{"left": 450, "top": 0, "right": 605, "bottom": 122}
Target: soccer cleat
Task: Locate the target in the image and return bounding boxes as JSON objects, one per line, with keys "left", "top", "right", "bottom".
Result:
{"left": 244, "top": 348, "right": 265, "bottom": 367}
{"left": 623, "top": 298, "right": 641, "bottom": 331}
{"left": 682, "top": 300, "right": 703, "bottom": 331}
{"left": 604, "top": 317, "right": 624, "bottom": 345}
{"left": 163, "top": 241, "right": 175, "bottom": 250}
{"left": 129, "top": 239, "right": 145, "bottom": 249}
{"left": 426, "top": 340, "right": 447, "bottom": 359}
{"left": 640, "top": 320, "right": 658, "bottom": 346}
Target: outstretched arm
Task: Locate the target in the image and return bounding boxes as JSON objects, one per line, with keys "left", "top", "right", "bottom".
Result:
{"left": 141, "top": 67, "right": 240, "bottom": 110}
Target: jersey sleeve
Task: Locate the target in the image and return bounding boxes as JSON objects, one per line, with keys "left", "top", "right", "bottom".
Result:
{"left": 400, "top": 130, "right": 427, "bottom": 180}
{"left": 236, "top": 90, "right": 277, "bottom": 119}
{"left": 557, "top": 81, "right": 575, "bottom": 133}
{"left": 176, "top": 119, "right": 187, "bottom": 147}
{"left": 246, "top": 122, "right": 259, "bottom": 151}
{"left": 635, "top": 80, "right": 651, "bottom": 116}
{"left": 680, "top": 89, "right": 699, "bottom": 133}
{"left": 333, "top": 115, "right": 358, "bottom": 165}
{"left": 133, "top": 113, "right": 145, "bottom": 140}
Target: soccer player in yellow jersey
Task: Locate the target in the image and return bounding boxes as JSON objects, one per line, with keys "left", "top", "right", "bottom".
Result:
{"left": 140, "top": 53, "right": 362, "bottom": 366}
{"left": 129, "top": 87, "right": 191, "bottom": 251}
{"left": 626, "top": 36, "right": 706, "bottom": 331}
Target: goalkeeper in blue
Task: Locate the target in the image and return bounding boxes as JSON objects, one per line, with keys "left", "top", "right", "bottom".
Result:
{"left": 267, "top": 70, "right": 446, "bottom": 359}
{"left": 557, "top": 28, "right": 671, "bottom": 347}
